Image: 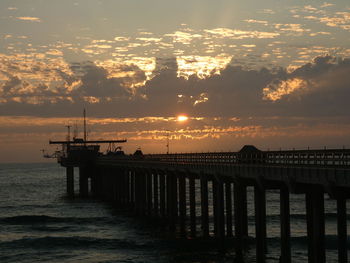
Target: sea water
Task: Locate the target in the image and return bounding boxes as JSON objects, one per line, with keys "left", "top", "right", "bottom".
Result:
{"left": 0, "top": 163, "right": 349, "bottom": 262}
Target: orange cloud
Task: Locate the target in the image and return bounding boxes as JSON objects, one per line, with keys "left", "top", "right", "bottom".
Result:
{"left": 16, "top": 17, "right": 41, "bottom": 22}
{"left": 263, "top": 78, "right": 308, "bottom": 101}
{"left": 176, "top": 54, "right": 232, "bottom": 79}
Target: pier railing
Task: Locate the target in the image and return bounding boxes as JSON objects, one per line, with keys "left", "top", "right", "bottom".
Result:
{"left": 144, "top": 149, "right": 350, "bottom": 167}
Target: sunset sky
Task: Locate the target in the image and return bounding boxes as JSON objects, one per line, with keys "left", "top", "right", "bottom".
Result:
{"left": 1, "top": 0, "right": 350, "bottom": 162}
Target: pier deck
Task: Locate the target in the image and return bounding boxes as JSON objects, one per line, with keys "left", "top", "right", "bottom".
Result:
{"left": 55, "top": 145, "right": 350, "bottom": 263}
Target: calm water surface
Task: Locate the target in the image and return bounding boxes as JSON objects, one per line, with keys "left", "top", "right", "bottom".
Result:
{"left": 0, "top": 163, "right": 348, "bottom": 262}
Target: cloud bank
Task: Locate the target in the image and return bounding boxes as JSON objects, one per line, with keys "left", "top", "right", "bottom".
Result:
{"left": 0, "top": 55, "right": 349, "bottom": 119}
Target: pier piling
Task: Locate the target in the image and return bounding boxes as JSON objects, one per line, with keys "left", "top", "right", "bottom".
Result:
{"left": 79, "top": 166, "right": 89, "bottom": 197}
{"left": 254, "top": 184, "right": 267, "bottom": 263}
{"left": 280, "top": 185, "right": 291, "bottom": 263}
{"left": 178, "top": 174, "right": 187, "bottom": 235}
{"left": 189, "top": 176, "right": 196, "bottom": 237}
{"left": 337, "top": 196, "right": 348, "bottom": 263}
{"left": 66, "top": 166, "right": 74, "bottom": 197}
{"left": 225, "top": 182, "right": 233, "bottom": 237}
{"left": 200, "top": 174, "right": 209, "bottom": 237}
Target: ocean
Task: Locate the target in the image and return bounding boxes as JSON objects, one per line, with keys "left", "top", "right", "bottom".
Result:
{"left": 0, "top": 163, "right": 348, "bottom": 262}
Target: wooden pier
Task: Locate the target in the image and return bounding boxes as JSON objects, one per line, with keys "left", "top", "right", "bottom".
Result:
{"left": 52, "top": 143, "right": 350, "bottom": 263}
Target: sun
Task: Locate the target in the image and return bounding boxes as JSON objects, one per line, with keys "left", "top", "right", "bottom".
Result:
{"left": 177, "top": 115, "right": 189, "bottom": 122}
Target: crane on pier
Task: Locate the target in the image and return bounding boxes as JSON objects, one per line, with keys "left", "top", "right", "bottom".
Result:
{"left": 44, "top": 109, "right": 127, "bottom": 164}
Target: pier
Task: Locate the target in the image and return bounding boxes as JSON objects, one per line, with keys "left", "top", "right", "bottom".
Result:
{"left": 50, "top": 140, "right": 350, "bottom": 263}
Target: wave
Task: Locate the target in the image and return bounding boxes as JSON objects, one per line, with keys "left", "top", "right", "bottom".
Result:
{"left": 0, "top": 215, "right": 115, "bottom": 225}
{"left": 267, "top": 235, "right": 350, "bottom": 250}
{"left": 0, "top": 236, "right": 148, "bottom": 250}
{"left": 248, "top": 213, "right": 350, "bottom": 221}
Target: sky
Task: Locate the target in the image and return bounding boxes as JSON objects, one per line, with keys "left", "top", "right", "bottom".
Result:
{"left": 0, "top": 0, "right": 350, "bottom": 162}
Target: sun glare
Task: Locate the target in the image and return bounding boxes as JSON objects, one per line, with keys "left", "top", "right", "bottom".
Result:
{"left": 177, "top": 115, "right": 189, "bottom": 122}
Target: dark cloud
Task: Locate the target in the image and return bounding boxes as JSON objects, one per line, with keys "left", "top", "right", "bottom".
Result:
{"left": 74, "top": 63, "right": 130, "bottom": 98}
{"left": 1, "top": 75, "right": 22, "bottom": 94}
{"left": 0, "top": 56, "right": 349, "bottom": 120}
{"left": 268, "top": 56, "right": 350, "bottom": 116}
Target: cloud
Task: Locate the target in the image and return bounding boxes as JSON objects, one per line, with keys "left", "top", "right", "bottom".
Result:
{"left": 1, "top": 53, "right": 350, "bottom": 121}
{"left": 176, "top": 54, "right": 232, "bottom": 79}
{"left": 16, "top": 17, "right": 41, "bottom": 22}
{"left": 204, "top": 28, "right": 279, "bottom": 39}
{"left": 297, "top": 5, "right": 350, "bottom": 31}
{"left": 244, "top": 19, "right": 269, "bottom": 25}
{"left": 263, "top": 78, "right": 308, "bottom": 101}
{"left": 72, "top": 62, "right": 133, "bottom": 98}
{"left": 114, "top": 36, "right": 130, "bottom": 42}
{"left": 274, "top": 23, "right": 311, "bottom": 35}
{"left": 320, "top": 3, "right": 334, "bottom": 8}
{"left": 165, "top": 31, "right": 203, "bottom": 45}
{"left": 1, "top": 55, "right": 350, "bottom": 158}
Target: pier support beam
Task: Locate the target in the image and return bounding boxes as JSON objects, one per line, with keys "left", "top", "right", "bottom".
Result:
{"left": 225, "top": 182, "right": 233, "bottom": 237}
{"left": 135, "top": 170, "right": 146, "bottom": 215}
{"left": 153, "top": 173, "right": 159, "bottom": 216}
{"left": 213, "top": 179, "right": 218, "bottom": 236}
{"left": 90, "top": 166, "right": 100, "bottom": 197}
{"left": 130, "top": 171, "right": 135, "bottom": 208}
{"left": 189, "top": 176, "right": 196, "bottom": 237}
{"left": 280, "top": 185, "right": 291, "bottom": 263}
{"left": 337, "top": 197, "right": 347, "bottom": 263}
{"left": 254, "top": 185, "right": 267, "bottom": 263}
{"left": 213, "top": 178, "right": 225, "bottom": 239}
{"left": 234, "top": 182, "right": 246, "bottom": 262}
{"left": 167, "top": 173, "right": 178, "bottom": 229}
{"left": 306, "top": 187, "right": 325, "bottom": 263}
{"left": 125, "top": 170, "right": 130, "bottom": 206}
{"left": 241, "top": 186, "right": 248, "bottom": 237}
{"left": 146, "top": 173, "right": 153, "bottom": 215}
{"left": 79, "top": 166, "right": 89, "bottom": 197}
{"left": 115, "top": 169, "right": 121, "bottom": 204}
{"left": 200, "top": 174, "right": 209, "bottom": 237}
{"left": 159, "top": 173, "right": 166, "bottom": 217}
{"left": 66, "top": 166, "right": 74, "bottom": 197}
{"left": 178, "top": 174, "right": 187, "bottom": 236}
